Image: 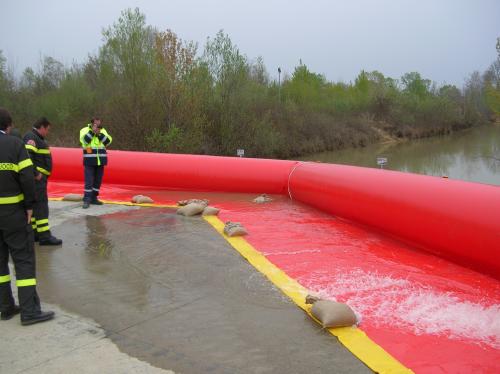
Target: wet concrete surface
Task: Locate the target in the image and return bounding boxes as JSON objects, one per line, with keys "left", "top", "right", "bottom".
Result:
{"left": 1, "top": 302, "right": 172, "bottom": 374}
{"left": 34, "top": 201, "right": 370, "bottom": 373}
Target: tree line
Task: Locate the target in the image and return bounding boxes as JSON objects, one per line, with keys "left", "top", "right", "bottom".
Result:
{"left": 1, "top": 8, "right": 499, "bottom": 158}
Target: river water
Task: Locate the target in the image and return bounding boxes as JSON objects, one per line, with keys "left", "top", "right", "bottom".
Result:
{"left": 300, "top": 125, "right": 500, "bottom": 186}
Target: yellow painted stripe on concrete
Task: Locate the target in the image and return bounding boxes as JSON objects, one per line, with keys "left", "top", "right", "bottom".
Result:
{"left": 98, "top": 200, "right": 178, "bottom": 208}
{"left": 49, "top": 197, "right": 411, "bottom": 372}
{"left": 48, "top": 197, "right": 177, "bottom": 208}
{"left": 203, "top": 215, "right": 413, "bottom": 374}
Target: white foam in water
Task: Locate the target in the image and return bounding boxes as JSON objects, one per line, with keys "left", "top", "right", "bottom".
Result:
{"left": 302, "top": 269, "right": 500, "bottom": 349}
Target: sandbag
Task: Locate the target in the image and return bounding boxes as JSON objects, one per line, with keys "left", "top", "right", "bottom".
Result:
{"left": 177, "top": 203, "right": 206, "bottom": 216}
{"left": 178, "top": 198, "right": 209, "bottom": 206}
{"left": 131, "top": 195, "right": 154, "bottom": 204}
{"left": 311, "top": 300, "right": 358, "bottom": 328}
{"left": 62, "top": 193, "right": 83, "bottom": 202}
{"left": 202, "top": 206, "right": 220, "bottom": 216}
{"left": 224, "top": 221, "right": 248, "bottom": 237}
{"left": 253, "top": 194, "right": 273, "bottom": 203}
{"left": 305, "top": 293, "right": 322, "bottom": 304}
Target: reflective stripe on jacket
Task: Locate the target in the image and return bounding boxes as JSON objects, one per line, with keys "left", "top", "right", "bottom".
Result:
{"left": 23, "top": 128, "right": 52, "bottom": 177}
{"left": 0, "top": 131, "right": 35, "bottom": 209}
{"left": 79, "top": 125, "right": 112, "bottom": 166}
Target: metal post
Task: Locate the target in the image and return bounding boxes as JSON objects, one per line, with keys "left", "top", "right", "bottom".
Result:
{"left": 278, "top": 67, "right": 281, "bottom": 103}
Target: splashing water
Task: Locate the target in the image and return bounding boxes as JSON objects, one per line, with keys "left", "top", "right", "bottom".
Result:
{"left": 301, "top": 269, "right": 500, "bottom": 349}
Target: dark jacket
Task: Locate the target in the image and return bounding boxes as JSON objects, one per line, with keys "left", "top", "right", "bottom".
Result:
{"left": 79, "top": 125, "right": 112, "bottom": 167}
{"left": 0, "top": 131, "right": 36, "bottom": 213}
{"left": 23, "top": 128, "right": 52, "bottom": 177}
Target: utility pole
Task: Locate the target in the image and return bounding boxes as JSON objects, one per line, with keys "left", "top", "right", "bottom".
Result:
{"left": 278, "top": 67, "right": 281, "bottom": 103}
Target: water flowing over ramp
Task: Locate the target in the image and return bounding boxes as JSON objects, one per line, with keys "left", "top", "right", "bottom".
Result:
{"left": 47, "top": 148, "right": 500, "bottom": 373}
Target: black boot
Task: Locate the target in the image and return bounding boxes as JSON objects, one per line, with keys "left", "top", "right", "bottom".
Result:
{"left": 21, "top": 310, "right": 55, "bottom": 326}
{"left": 91, "top": 191, "right": 103, "bottom": 205}
{"left": 1, "top": 305, "right": 21, "bottom": 320}
{"left": 39, "top": 236, "right": 63, "bottom": 246}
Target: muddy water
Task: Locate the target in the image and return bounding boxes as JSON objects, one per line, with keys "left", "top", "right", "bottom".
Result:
{"left": 36, "top": 206, "right": 369, "bottom": 374}
{"left": 300, "top": 125, "right": 500, "bottom": 185}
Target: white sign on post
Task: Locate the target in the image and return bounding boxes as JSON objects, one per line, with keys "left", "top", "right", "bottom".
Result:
{"left": 237, "top": 149, "right": 245, "bottom": 157}
{"left": 377, "top": 157, "right": 388, "bottom": 168}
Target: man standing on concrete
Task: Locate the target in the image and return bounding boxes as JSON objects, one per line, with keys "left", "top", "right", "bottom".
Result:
{"left": 24, "top": 118, "right": 63, "bottom": 246}
{"left": 79, "top": 118, "right": 112, "bottom": 209}
{"left": 0, "top": 108, "right": 55, "bottom": 325}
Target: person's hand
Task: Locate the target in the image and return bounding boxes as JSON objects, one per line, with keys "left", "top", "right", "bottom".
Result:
{"left": 35, "top": 173, "right": 43, "bottom": 181}
{"left": 26, "top": 209, "right": 33, "bottom": 224}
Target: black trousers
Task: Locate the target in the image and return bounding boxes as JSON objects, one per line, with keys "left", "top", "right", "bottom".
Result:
{"left": 0, "top": 208, "right": 41, "bottom": 317}
{"left": 32, "top": 177, "right": 51, "bottom": 239}
{"left": 83, "top": 165, "right": 105, "bottom": 203}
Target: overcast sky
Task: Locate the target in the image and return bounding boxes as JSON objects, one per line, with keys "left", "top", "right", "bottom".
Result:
{"left": 1, "top": 0, "right": 499, "bottom": 87}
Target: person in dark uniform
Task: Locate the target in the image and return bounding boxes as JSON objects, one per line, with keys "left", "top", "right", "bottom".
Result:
{"left": 0, "top": 108, "right": 54, "bottom": 325}
{"left": 79, "top": 118, "right": 112, "bottom": 209}
{"left": 9, "top": 128, "right": 22, "bottom": 140}
{"left": 23, "top": 118, "right": 62, "bottom": 246}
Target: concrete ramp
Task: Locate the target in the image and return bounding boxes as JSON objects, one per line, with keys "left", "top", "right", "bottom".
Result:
{"left": 2, "top": 201, "right": 369, "bottom": 374}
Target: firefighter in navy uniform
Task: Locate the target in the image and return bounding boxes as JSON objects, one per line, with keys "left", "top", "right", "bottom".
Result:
{"left": 0, "top": 108, "right": 54, "bottom": 325}
{"left": 23, "top": 118, "right": 62, "bottom": 246}
{"left": 79, "top": 117, "right": 112, "bottom": 209}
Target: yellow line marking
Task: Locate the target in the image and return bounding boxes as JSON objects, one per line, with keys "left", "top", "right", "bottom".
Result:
{"left": 50, "top": 196, "right": 411, "bottom": 372}
{"left": 48, "top": 197, "right": 177, "bottom": 208}
{"left": 203, "top": 215, "right": 413, "bottom": 374}
{"left": 98, "top": 200, "right": 178, "bottom": 208}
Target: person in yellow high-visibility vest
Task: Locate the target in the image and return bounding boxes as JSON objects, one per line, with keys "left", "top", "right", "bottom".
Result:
{"left": 79, "top": 118, "right": 112, "bottom": 209}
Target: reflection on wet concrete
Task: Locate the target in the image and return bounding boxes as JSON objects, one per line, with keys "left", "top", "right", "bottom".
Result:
{"left": 85, "top": 215, "right": 114, "bottom": 259}
{"left": 36, "top": 204, "right": 369, "bottom": 374}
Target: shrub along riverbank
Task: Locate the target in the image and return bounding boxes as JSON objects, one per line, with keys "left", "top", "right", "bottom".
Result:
{"left": 1, "top": 8, "right": 499, "bottom": 158}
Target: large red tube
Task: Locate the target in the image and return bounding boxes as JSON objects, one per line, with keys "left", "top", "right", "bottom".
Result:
{"left": 288, "top": 162, "right": 500, "bottom": 279}
{"left": 50, "top": 147, "right": 500, "bottom": 279}
{"left": 51, "top": 147, "right": 296, "bottom": 194}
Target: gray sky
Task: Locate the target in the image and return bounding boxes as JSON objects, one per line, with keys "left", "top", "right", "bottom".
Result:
{"left": 1, "top": 0, "right": 499, "bottom": 87}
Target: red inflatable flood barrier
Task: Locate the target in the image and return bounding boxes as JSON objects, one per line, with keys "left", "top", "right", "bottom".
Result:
{"left": 51, "top": 147, "right": 297, "bottom": 194}
{"left": 288, "top": 162, "right": 500, "bottom": 280}
{"left": 51, "top": 147, "right": 500, "bottom": 279}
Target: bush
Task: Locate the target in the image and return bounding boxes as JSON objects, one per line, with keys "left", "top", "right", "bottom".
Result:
{"left": 2, "top": 8, "right": 495, "bottom": 159}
